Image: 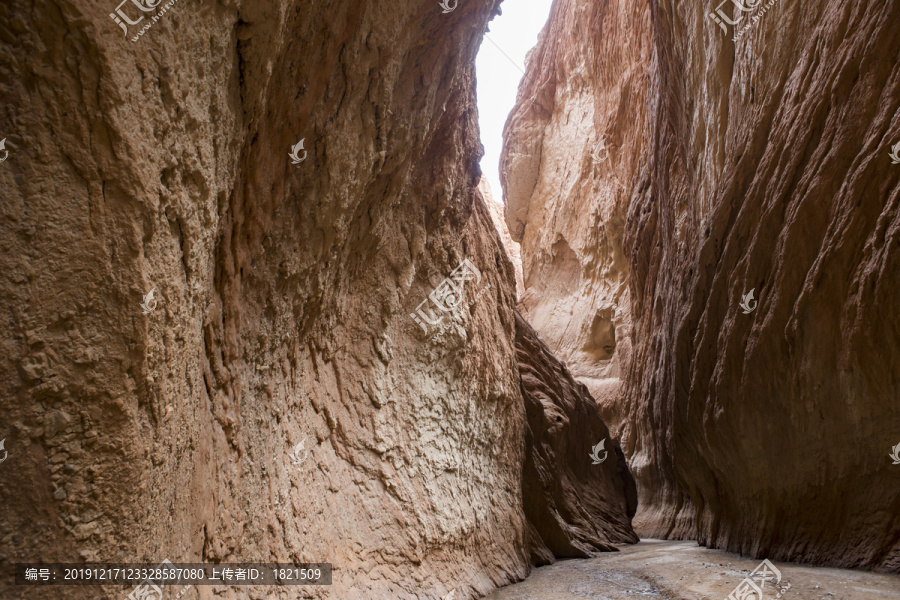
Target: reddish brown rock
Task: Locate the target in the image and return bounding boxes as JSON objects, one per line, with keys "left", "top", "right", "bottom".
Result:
{"left": 500, "top": 0, "right": 650, "bottom": 441}
{"left": 516, "top": 312, "right": 637, "bottom": 565}
{"left": 482, "top": 177, "right": 524, "bottom": 299}
{"left": 503, "top": 0, "right": 900, "bottom": 573}
{"left": 0, "top": 0, "right": 637, "bottom": 598}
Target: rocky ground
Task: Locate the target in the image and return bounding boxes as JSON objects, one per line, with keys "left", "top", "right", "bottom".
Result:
{"left": 483, "top": 540, "right": 900, "bottom": 600}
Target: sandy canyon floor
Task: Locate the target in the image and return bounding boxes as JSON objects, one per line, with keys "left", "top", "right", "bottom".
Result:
{"left": 483, "top": 540, "right": 900, "bottom": 600}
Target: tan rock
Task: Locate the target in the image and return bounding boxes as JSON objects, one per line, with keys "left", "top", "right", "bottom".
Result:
{"left": 503, "top": 0, "right": 900, "bottom": 573}
{"left": 0, "top": 0, "right": 637, "bottom": 597}
{"left": 515, "top": 312, "right": 637, "bottom": 565}
{"left": 501, "top": 0, "right": 648, "bottom": 456}
{"left": 480, "top": 177, "right": 524, "bottom": 300}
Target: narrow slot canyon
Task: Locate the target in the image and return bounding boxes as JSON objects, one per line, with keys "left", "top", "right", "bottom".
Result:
{"left": 0, "top": 0, "right": 898, "bottom": 599}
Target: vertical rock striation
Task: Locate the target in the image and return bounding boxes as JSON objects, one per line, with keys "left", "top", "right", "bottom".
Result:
{"left": 501, "top": 0, "right": 650, "bottom": 434}
{"left": 482, "top": 177, "right": 524, "bottom": 299}
{"left": 0, "top": 0, "right": 636, "bottom": 598}
{"left": 516, "top": 312, "right": 637, "bottom": 565}
{"left": 503, "top": 0, "right": 900, "bottom": 572}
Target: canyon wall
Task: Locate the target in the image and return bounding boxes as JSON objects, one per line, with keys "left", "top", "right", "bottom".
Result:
{"left": 501, "top": 0, "right": 649, "bottom": 435}
{"left": 482, "top": 177, "right": 524, "bottom": 298}
{"left": 504, "top": 0, "right": 900, "bottom": 572}
{"left": 0, "top": 1, "right": 635, "bottom": 599}
{"left": 516, "top": 312, "right": 637, "bottom": 565}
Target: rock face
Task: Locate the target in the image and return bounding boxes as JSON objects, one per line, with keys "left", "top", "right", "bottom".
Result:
{"left": 481, "top": 177, "right": 524, "bottom": 299}
{"left": 516, "top": 312, "right": 637, "bottom": 565}
{"left": 503, "top": 0, "right": 900, "bottom": 573}
{"left": 0, "top": 1, "right": 635, "bottom": 598}
{"left": 501, "top": 0, "right": 650, "bottom": 435}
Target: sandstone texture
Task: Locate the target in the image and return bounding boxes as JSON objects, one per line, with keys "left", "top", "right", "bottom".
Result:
{"left": 515, "top": 312, "right": 637, "bottom": 566}
{"left": 501, "top": 0, "right": 649, "bottom": 434}
{"left": 0, "top": 1, "right": 635, "bottom": 599}
{"left": 481, "top": 177, "right": 523, "bottom": 299}
{"left": 503, "top": 0, "right": 900, "bottom": 573}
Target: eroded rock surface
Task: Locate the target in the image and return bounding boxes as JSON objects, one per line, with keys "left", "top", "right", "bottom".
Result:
{"left": 501, "top": 0, "right": 649, "bottom": 436}
{"left": 0, "top": 0, "right": 636, "bottom": 598}
{"left": 516, "top": 312, "right": 637, "bottom": 565}
{"left": 482, "top": 177, "right": 524, "bottom": 299}
{"left": 503, "top": 0, "right": 900, "bottom": 572}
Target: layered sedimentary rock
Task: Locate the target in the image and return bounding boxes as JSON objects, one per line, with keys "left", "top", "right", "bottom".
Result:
{"left": 503, "top": 0, "right": 900, "bottom": 572}
{"left": 515, "top": 312, "right": 637, "bottom": 565}
{"left": 0, "top": 0, "right": 635, "bottom": 598}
